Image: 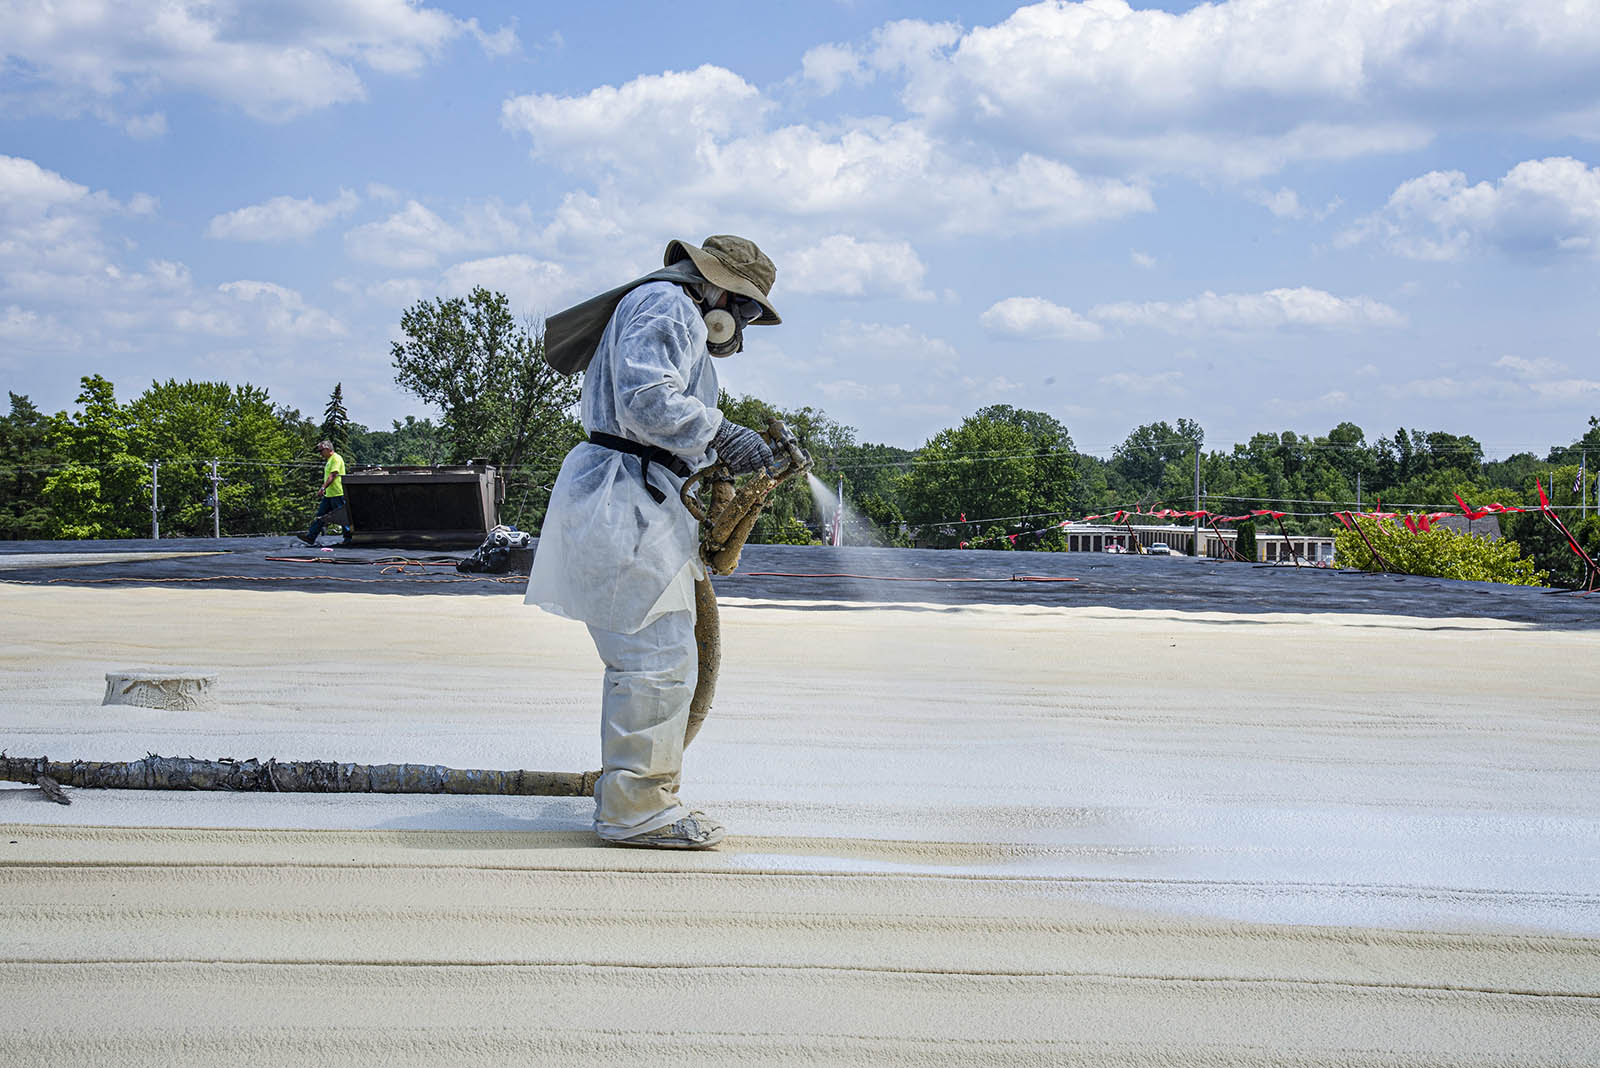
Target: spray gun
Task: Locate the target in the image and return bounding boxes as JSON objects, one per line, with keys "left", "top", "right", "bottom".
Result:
{"left": 680, "top": 416, "right": 813, "bottom": 575}
{"left": 676, "top": 416, "right": 813, "bottom": 750}
{"left": 762, "top": 417, "right": 810, "bottom": 480}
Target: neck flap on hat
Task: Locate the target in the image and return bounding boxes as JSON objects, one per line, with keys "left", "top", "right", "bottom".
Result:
{"left": 542, "top": 260, "right": 707, "bottom": 376}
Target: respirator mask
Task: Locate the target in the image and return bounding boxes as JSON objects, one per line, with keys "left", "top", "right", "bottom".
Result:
{"left": 697, "top": 283, "right": 764, "bottom": 357}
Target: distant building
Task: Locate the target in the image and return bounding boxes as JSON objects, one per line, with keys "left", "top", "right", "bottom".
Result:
{"left": 1051, "top": 522, "right": 1337, "bottom": 564}
{"left": 1233, "top": 532, "right": 1337, "bottom": 565}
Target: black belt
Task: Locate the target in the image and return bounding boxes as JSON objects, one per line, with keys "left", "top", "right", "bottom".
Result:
{"left": 588, "top": 431, "right": 692, "bottom": 503}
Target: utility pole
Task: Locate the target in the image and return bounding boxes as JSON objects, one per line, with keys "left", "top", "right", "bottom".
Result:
{"left": 208, "top": 459, "right": 223, "bottom": 539}
{"left": 1583, "top": 450, "right": 1589, "bottom": 521}
{"left": 1192, "top": 443, "right": 1202, "bottom": 556}
{"left": 149, "top": 460, "right": 160, "bottom": 540}
{"left": 1356, "top": 472, "right": 1361, "bottom": 510}
{"left": 834, "top": 477, "right": 845, "bottom": 547}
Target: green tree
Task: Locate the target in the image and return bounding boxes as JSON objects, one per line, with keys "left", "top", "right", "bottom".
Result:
{"left": 1200, "top": 425, "right": 1370, "bottom": 536}
{"left": 1072, "top": 452, "right": 1112, "bottom": 515}
{"left": 392, "top": 288, "right": 582, "bottom": 531}
{"left": 1322, "top": 421, "right": 1375, "bottom": 492}
{"left": 0, "top": 393, "right": 61, "bottom": 539}
{"left": 125, "top": 379, "right": 306, "bottom": 537}
{"left": 391, "top": 288, "right": 580, "bottom": 467}
{"left": 1110, "top": 418, "right": 1203, "bottom": 501}
{"left": 42, "top": 375, "right": 147, "bottom": 538}
{"left": 1545, "top": 416, "right": 1600, "bottom": 464}
{"left": 717, "top": 392, "right": 867, "bottom": 543}
{"left": 766, "top": 515, "right": 819, "bottom": 545}
{"left": 319, "top": 382, "right": 352, "bottom": 459}
{"left": 852, "top": 485, "right": 911, "bottom": 547}
{"left": 1374, "top": 428, "right": 1483, "bottom": 492}
{"left": 900, "top": 407, "right": 1077, "bottom": 546}
{"left": 349, "top": 416, "right": 448, "bottom": 466}
{"left": 1483, "top": 452, "right": 1542, "bottom": 495}
{"left": 1501, "top": 463, "right": 1600, "bottom": 588}
{"left": 829, "top": 439, "right": 915, "bottom": 547}
{"left": 1374, "top": 427, "right": 1417, "bottom": 488}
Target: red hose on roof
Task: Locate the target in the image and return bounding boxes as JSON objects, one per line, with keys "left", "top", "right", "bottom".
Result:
{"left": 737, "top": 571, "right": 1077, "bottom": 583}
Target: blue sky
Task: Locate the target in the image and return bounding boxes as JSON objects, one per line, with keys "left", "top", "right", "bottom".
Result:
{"left": 4, "top": 0, "right": 1600, "bottom": 456}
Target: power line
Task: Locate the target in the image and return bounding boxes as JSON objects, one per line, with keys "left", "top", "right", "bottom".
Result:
{"left": 923, "top": 499, "right": 1591, "bottom": 530}
{"left": 816, "top": 436, "right": 1589, "bottom": 473}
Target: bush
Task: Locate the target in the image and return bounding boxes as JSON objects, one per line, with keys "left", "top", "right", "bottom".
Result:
{"left": 1234, "top": 520, "right": 1257, "bottom": 561}
{"left": 974, "top": 525, "right": 1015, "bottom": 550}
{"left": 1334, "top": 518, "right": 1547, "bottom": 585}
{"left": 766, "top": 515, "right": 819, "bottom": 545}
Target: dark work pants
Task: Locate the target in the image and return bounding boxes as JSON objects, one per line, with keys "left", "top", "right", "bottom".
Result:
{"left": 305, "top": 494, "right": 348, "bottom": 541}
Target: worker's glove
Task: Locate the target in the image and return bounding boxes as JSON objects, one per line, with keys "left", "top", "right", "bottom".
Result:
{"left": 712, "top": 419, "right": 775, "bottom": 475}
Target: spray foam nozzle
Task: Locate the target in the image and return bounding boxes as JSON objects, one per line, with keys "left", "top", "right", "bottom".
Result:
{"left": 763, "top": 417, "right": 812, "bottom": 478}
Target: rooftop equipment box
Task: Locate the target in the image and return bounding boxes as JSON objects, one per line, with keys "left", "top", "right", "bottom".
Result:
{"left": 342, "top": 464, "right": 503, "bottom": 547}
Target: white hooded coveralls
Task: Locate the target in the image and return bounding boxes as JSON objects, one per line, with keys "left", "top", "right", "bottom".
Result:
{"left": 526, "top": 281, "right": 723, "bottom": 838}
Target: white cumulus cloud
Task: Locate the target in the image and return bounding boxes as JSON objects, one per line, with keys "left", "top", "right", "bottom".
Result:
{"left": 785, "top": 235, "right": 931, "bottom": 300}
{"left": 799, "top": 43, "right": 869, "bottom": 94}
{"left": 344, "top": 199, "right": 536, "bottom": 270}
{"left": 502, "top": 65, "right": 765, "bottom": 172}
{"left": 1343, "top": 157, "right": 1600, "bottom": 261}
{"left": 0, "top": 305, "right": 83, "bottom": 352}
{"left": 1, "top": 0, "right": 518, "bottom": 124}
{"left": 437, "top": 255, "right": 577, "bottom": 317}
{"left": 815, "top": 0, "right": 1600, "bottom": 178}
{"left": 824, "top": 321, "right": 960, "bottom": 373}
{"left": 1491, "top": 355, "right": 1600, "bottom": 399}
{"left": 816, "top": 378, "right": 905, "bottom": 403}
{"left": 1099, "top": 371, "right": 1184, "bottom": 394}
{"left": 1250, "top": 188, "right": 1304, "bottom": 219}
{"left": 1091, "top": 288, "right": 1405, "bottom": 332}
{"left": 981, "top": 297, "right": 1103, "bottom": 341}
{"left": 207, "top": 189, "right": 360, "bottom": 242}
{"left": 0, "top": 155, "right": 158, "bottom": 302}
{"left": 1495, "top": 354, "right": 1569, "bottom": 378}
{"left": 217, "top": 280, "right": 345, "bottom": 338}
{"left": 501, "top": 67, "right": 1152, "bottom": 243}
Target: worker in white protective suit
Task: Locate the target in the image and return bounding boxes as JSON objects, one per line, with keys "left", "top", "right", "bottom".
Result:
{"left": 526, "top": 236, "right": 781, "bottom": 849}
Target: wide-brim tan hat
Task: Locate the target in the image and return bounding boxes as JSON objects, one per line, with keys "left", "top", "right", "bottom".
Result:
{"left": 663, "top": 235, "right": 780, "bottom": 325}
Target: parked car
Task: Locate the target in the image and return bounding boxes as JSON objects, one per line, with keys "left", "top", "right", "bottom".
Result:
{"left": 1146, "top": 542, "right": 1174, "bottom": 555}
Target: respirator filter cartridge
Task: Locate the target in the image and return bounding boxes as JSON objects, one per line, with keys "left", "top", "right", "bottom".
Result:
{"left": 704, "top": 308, "right": 738, "bottom": 351}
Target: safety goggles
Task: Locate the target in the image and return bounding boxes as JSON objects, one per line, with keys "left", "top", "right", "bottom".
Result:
{"left": 729, "top": 295, "right": 765, "bottom": 324}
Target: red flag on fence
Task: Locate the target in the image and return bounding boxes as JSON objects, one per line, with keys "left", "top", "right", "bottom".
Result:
{"left": 1454, "top": 492, "right": 1492, "bottom": 520}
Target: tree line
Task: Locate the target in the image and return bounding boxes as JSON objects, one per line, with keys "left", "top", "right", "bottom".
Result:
{"left": 759, "top": 402, "right": 1599, "bottom": 587}
{"left": 0, "top": 287, "right": 581, "bottom": 540}
{"left": 3, "top": 283, "right": 1596, "bottom": 583}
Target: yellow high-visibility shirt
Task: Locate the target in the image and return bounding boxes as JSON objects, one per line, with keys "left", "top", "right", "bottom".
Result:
{"left": 324, "top": 452, "right": 346, "bottom": 496}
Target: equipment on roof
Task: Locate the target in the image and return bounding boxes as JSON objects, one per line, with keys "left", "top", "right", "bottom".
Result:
{"left": 456, "top": 524, "right": 533, "bottom": 574}
{"left": 342, "top": 463, "right": 503, "bottom": 548}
